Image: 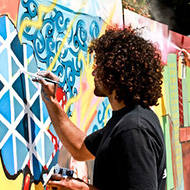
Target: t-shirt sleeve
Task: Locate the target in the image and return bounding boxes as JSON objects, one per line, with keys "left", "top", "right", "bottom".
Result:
{"left": 114, "top": 128, "right": 160, "bottom": 190}
{"left": 84, "top": 128, "right": 105, "bottom": 156}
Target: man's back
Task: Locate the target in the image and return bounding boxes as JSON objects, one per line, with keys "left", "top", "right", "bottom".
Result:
{"left": 85, "top": 105, "right": 166, "bottom": 190}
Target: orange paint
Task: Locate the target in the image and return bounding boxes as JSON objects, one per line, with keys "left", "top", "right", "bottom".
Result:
{"left": 0, "top": 0, "right": 20, "bottom": 23}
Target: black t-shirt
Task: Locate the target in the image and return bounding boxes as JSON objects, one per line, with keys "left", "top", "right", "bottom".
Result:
{"left": 85, "top": 105, "right": 166, "bottom": 190}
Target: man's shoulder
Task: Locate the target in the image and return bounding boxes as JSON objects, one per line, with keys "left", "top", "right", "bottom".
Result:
{"left": 120, "top": 105, "right": 156, "bottom": 122}
{"left": 114, "top": 105, "right": 161, "bottom": 132}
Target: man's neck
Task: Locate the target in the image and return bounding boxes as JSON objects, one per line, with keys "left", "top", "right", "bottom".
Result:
{"left": 108, "top": 92, "right": 126, "bottom": 111}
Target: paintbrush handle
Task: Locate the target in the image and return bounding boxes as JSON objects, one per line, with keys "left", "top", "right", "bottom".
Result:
{"left": 21, "top": 69, "right": 60, "bottom": 85}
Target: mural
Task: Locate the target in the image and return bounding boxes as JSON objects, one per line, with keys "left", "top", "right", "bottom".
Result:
{"left": 0, "top": 1, "right": 190, "bottom": 190}
{"left": 0, "top": 14, "right": 59, "bottom": 189}
{"left": 0, "top": 0, "right": 122, "bottom": 189}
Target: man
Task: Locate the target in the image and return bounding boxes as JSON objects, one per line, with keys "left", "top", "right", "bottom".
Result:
{"left": 35, "top": 26, "right": 166, "bottom": 190}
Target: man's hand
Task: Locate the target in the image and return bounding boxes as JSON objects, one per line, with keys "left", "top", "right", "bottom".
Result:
{"left": 32, "top": 71, "right": 59, "bottom": 104}
{"left": 181, "top": 49, "right": 190, "bottom": 67}
{"left": 47, "top": 174, "right": 98, "bottom": 190}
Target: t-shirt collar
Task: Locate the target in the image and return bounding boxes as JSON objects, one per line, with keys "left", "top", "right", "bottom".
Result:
{"left": 112, "top": 105, "right": 135, "bottom": 117}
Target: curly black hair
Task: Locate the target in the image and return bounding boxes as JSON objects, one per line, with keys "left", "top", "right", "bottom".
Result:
{"left": 88, "top": 25, "right": 163, "bottom": 108}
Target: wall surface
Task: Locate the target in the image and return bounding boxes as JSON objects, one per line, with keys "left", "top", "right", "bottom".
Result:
{"left": 0, "top": 1, "right": 190, "bottom": 190}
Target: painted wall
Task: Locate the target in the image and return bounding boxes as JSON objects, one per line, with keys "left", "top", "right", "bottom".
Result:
{"left": 0, "top": 1, "right": 190, "bottom": 190}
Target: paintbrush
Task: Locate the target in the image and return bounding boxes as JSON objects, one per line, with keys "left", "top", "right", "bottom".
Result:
{"left": 20, "top": 69, "right": 60, "bottom": 85}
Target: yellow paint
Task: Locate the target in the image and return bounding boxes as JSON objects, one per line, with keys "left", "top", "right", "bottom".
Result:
{"left": 178, "top": 56, "right": 182, "bottom": 79}
{"left": 64, "top": 51, "right": 93, "bottom": 114}
{"left": 18, "top": 0, "right": 58, "bottom": 41}
{"left": 66, "top": 48, "right": 112, "bottom": 132}
{"left": 63, "top": 3, "right": 118, "bottom": 131}
{"left": 18, "top": 0, "right": 116, "bottom": 73}
{"left": 161, "top": 87, "right": 166, "bottom": 116}
{"left": 65, "top": 50, "right": 103, "bottom": 132}
{"left": 48, "top": 0, "right": 116, "bottom": 71}
{"left": 0, "top": 158, "right": 23, "bottom": 190}
{"left": 64, "top": 80, "right": 83, "bottom": 114}
{"left": 0, "top": 157, "right": 45, "bottom": 189}
{"left": 99, "top": 1, "right": 116, "bottom": 34}
{"left": 47, "top": 0, "right": 88, "bottom": 71}
{"left": 47, "top": 17, "right": 77, "bottom": 71}
{"left": 153, "top": 81, "right": 166, "bottom": 131}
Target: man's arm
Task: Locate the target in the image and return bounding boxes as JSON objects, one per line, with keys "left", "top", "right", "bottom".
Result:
{"left": 35, "top": 71, "right": 95, "bottom": 161}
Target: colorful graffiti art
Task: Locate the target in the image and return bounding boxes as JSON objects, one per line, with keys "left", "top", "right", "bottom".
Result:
{"left": 0, "top": 14, "right": 60, "bottom": 188}
{"left": 0, "top": 0, "right": 123, "bottom": 189}
{"left": 0, "top": 0, "right": 190, "bottom": 190}
{"left": 17, "top": 0, "right": 104, "bottom": 104}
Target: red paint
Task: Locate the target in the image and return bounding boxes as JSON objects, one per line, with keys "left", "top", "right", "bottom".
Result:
{"left": 179, "top": 127, "right": 190, "bottom": 190}
{"left": 179, "top": 127, "right": 187, "bottom": 142}
{"left": 179, "top": 127, "right": 190, "bottom": 143}
{"left": 47, "top": 129, "right": 58, "bottom": 157}
{"left": 178, "top": 78, "right": 184, "bottom": 126}
{"left": 56, "top": 87, "right": 67, "bottom": 108}
{"left": 23, "top": 174, "right": 30, "bottom": 190}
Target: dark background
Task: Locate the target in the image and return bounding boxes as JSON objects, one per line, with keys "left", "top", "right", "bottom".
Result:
{"left": 149, "top": 0, "right": 190, "bottom": 36}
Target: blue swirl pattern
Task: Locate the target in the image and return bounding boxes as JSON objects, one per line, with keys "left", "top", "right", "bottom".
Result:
{"left": 17, "top": 1, "right": 102, "bottom": 110}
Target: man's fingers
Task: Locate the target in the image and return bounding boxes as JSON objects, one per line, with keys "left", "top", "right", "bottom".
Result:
{"left": 32, "top": 77, "right": 47, "bottom": 85}
{"left": 36, "top": 71, "right": 59, "bottom": 82}
{"left": 47, "top": 176, "right": 68, "bottom": 189}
